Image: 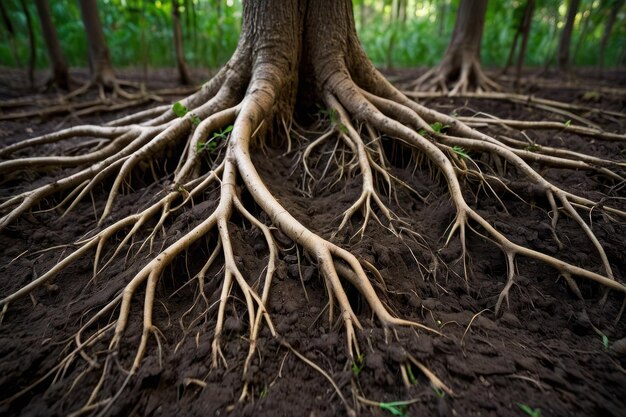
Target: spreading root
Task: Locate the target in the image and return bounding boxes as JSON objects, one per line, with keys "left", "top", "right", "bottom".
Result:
{"left": 1, "top": 61, "right": 625, "bottom": 415}
{"left": 408, "top": 58, "right": 501, "bottom": 95}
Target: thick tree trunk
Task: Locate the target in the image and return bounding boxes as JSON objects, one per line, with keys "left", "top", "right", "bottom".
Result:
{"left": 77, "top": 0, "right": 116, "bottom": 87}
{"left": 172, "top": 0, "right": 193, "bottom": 85}
{"left": 515, "top": 0, "right": 535, "bottom": 85}
{"left": 34, "top": 0, "right": 70, "bottom": 89}
{"left": 558, "top": 0, "right": 580, "bottom": 71}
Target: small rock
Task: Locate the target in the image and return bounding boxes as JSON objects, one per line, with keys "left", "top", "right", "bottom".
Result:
{"left": 611, "top": 338, "right": 626, "bottom": 356}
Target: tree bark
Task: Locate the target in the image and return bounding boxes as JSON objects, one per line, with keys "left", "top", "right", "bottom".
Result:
{"left": 20, "top": 0, "right": 36, "bottom": 89}
{"left": 558, "top": 0, "right": 580, "bottom": 71}
{"left": 77, "top": 0, "right": 116, "bottom": 87}
{"left": 515, "top": 0, "right": 535, "bottom": 85}
{"left": 598, "top": 0, "right": 623, "bottom": 69}
{"left": 34, "top": 0, "right": 70, "bottom": 89}
{"left": 412, "top": 0, "right": 498, "bottom": 93}
{"left": 172, "top": 0, "right": 193, "bottom": 85}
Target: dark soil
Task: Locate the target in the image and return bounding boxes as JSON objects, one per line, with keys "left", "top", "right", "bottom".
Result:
{"left": 0, "top": 67, "right": 625, "bottom": 417}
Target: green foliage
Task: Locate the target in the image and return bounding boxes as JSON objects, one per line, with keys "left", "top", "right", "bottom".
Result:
{"left": 432, "top": 386, "right": 446, "bottom": 399}
{"left": 525, "top": 144, "right": 542, "bottom": 152}
{"left": 197, "top": 125, "right": 233, "bottom": 153}
{"left": 601, "top": 333, "right": 609, "bottom": 349}
{"left": 379, "top": 401, "right": 409, "bottom": 417}
{"left": 351, "top": 353, "right": 365, "bottom": 376}
{"left": 406, "top": 364, "right": 417, "bottom": 385}
{"left": 517, "top": 403, "right": 541, "bottom": 417}
{"left": 172, "top": 101, "right": 188, "bottom": 117}
{"left": 0, "top": 0, "right": 623, "bottom": 71}
{"left": 430, "top": 122, "right": 449, "bottom": 134}
{"left": 451, "top": 145, "right": 470, "bottom": 160}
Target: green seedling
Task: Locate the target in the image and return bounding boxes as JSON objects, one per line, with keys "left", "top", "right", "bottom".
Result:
{"left": 379, "top": 401, "right": 409, "bottom": 417}
{"left": 601, "top": 334, "right": 609, "bottom": 349}
{"left": 318, "top": 107, "right": 348, "bottom": 133}
{"left": 564, "top": 119, "right": 571, "bottom": 127}
{"left": 406, "top": 364, "right": 417, "bottom": 385}
{"left": 430, "top": 121, "right": 449, "bottom": 134}
{"left": 351, "top": 353, "right": 365, "bottom": 376}
{"left": 525, "top": 144, "right": 542, "bottom": 152}
{"left": 517, "top": 403, "right": 541, "bottom": 417}
{"left": 259, "top": 385, "right": 268, "bottom": 399}
{"left": 172, "top": 101, "right": 188, "bottom": 117}
{"left": 432, "top": 386, "right": 445, "bottom": 399}
{"left": 452, "top": 145, "right": 470, "bottom": 160}
{"left": 196, "top": 125, "right": 233, "bottom": 153}
{"left": 173, "top": 102, "right": 201, "bottom": 126}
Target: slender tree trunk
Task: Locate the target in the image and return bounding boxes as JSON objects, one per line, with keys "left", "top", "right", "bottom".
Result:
{"left": 515, "top": 0, "right": 535, "bottom": 85}
{"left": 77, "top": 0, "right": 116, "bottom": 87}
{"left": 558, "top": 0, "right": 580, "bottom": 71}
{"left": 172, "top": 0, "right": 193, "bottom": 85}
{"left": 34, "top": 0, "right": 70, "bottom": 89}
{"left": 20, "top": 0, "right": 36, "bottom": 89}
{"left": 598, "top": 0, "right": 623, "bottom": 69}
{"left": 414, "top": 0, "right": 498, "bottom": 93}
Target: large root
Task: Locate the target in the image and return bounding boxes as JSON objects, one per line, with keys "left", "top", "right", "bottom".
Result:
{"left": 1, "top": 38, "right": 625, "bottom": 417}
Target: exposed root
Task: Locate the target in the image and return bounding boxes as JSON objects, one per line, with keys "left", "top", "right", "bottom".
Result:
{"left": 408, "top": 58, "right": 501, "bottom": 95}
{"left": 1, "top": 30, "right": 625, "bottom": 415}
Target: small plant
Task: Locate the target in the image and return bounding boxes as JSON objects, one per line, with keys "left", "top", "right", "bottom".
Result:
{"left": 173, "top": 102, "right": 201, "bottom": 126}
{"left": 406, "top": 364, "right": 417, "bottom": 385}
{"left": 259, "top": 385, "right": 269, "bottom": 399}
{"left": 451, "top": 145, "right": 470, "bottom": 160}
{"left": 351, "top": 353, "right": 365, "bottom": 376}
{"left": 517, "top": 403, "right": 541, "bottom": 417}
{"left": 196, "top": 125, "right": 233, "bottom": 153}
{"left": 172, "top": 101, "right": 188, "bottom": 117}
{"left": 379, "top": 401, "right": 409, "bottom": 417}
{"left": 318, "top": 107, "right": 348, "bottom": 133}
{"left": 430, "top": 121, "right": 449, "bottom": 134}
{"left": 601, "top": 333, "right": 609, "bottom": 349}
{"left": 525, "top": 144, "right": 541, "bottom": 152}
{"left": 432, "top": 386, "right": 445, "bottom": 399}
{"left": 564, "top": 119, "right": 571, "bottom": 127}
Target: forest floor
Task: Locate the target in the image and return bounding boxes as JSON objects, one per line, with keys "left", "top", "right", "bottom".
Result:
{"left": 0, "top": 67, "right": 625, "bottom": 417}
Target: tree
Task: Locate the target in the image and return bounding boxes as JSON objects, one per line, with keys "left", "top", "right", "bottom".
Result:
{"left": 1, "top": 0, "right": 625, "bottom": 414}
{"left": 19, "top": 0, "right": 36, "bottom": 89}
{"left": 503, "top": 0, "right": 535, "bottom": 86}
{"left": 34, "top": 0, "right": 70, "bottom": 90}
{"left": 410, "top": 0, "right": 500, "bottom": 94}
{"left": 76, "top": 0, "right": 118, "bottom": 90}
{"left": 172, "top": 0, "right": 193, "bottom": 85}
{"left": 598, "top": 0, "right": 624, "bottom": 70}
{"left": 558, "top": 0, "right": 581, "bottom": 71}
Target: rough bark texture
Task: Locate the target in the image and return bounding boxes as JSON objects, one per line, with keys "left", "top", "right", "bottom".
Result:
{"left": 77, "top": 0, "right": 116, "bottom": 86}
{"left": 172, "top": 0, "right": 193, "bottom": 85}
{"left": 410, "top": 0, "right": 499, "bottom": 93}
{"left": 34, "top": 0, "right": 70, "bottom": 89}
{"left": 558, "top": 0, "right": 580, "bottom": 71}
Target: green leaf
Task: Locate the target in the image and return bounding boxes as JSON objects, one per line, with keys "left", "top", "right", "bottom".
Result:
{"left": 452, "top": 145, "right": 470, "bottom": 160}
{"left": 351, "top": 353, "right": 365, "bottom": 376}
{"left": 517, "top": 403, "right": 541, "bottom": 417}
{"left": 379, "top": 402, "right": 409, "bottom": 417}
{"left": 190, "top": 114, "right": 201, "bottom": 126}
{"left": 223, "top": 125, "right": 233, "bottom": 134}
{"left": 564, "top": 119, "right": 571, "bottom": 127}
{"left": 432, "top": 386, "right": 445, "bottom": 398}
{"left": 172, "top": 102, "right": 188, "bottom": 118}
{"left": 406, "top": 365, "right": 417, "bottom": 385}
{"left": 602, "top": 334, "right": 609, "bottom": 349}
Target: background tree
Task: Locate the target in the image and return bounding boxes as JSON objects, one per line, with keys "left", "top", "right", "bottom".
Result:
{"left": 410, "top": 0, "right": 500, "bottom": 94}
{"left": 598, "top": 0, "right": 624, "bottom": 69}
{"left": 558, "top": 0, "right": 581, "bottom": 71}
{"left": 19, "top": 0, "right": 35, "bottom": 88}
{"left": 172, "top": 0, "right": 193, "bottom": 85}
{"left": 77, "top": 0, "right": 117, "bottom": 89}
{"left": 34, "top": 0, "right": 70, "bottom": 89}
{"left": 503, "top": 0, "right": 535, "bottom": 86}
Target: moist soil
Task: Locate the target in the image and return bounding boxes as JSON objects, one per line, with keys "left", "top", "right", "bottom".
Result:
{"left": 0, "top": 67, "right": 625, "bottom": 417}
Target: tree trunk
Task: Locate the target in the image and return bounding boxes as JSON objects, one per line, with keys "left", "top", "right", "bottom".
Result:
{"left": 34, "top": 0, "right": 70, "bottom": 89}
{"left": 598, "top": 0, "right": 623, "bottom": 69}
{"left": 77, "top": 0, "right": 116, "bottom": 87}
{"left": 515, "top": 0, "right": 535, "bottom": 85}
{"left": 172, "top": 0, "right": 193, "bottom": 85}
{"left": 558, "top": 0, "right": 580, "bottom": 71}
{"left": 20, "top": 0, "right": 36, "bottom": 89}
{"left": 413, "top": 0, "right": 499, "bottom": 93}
